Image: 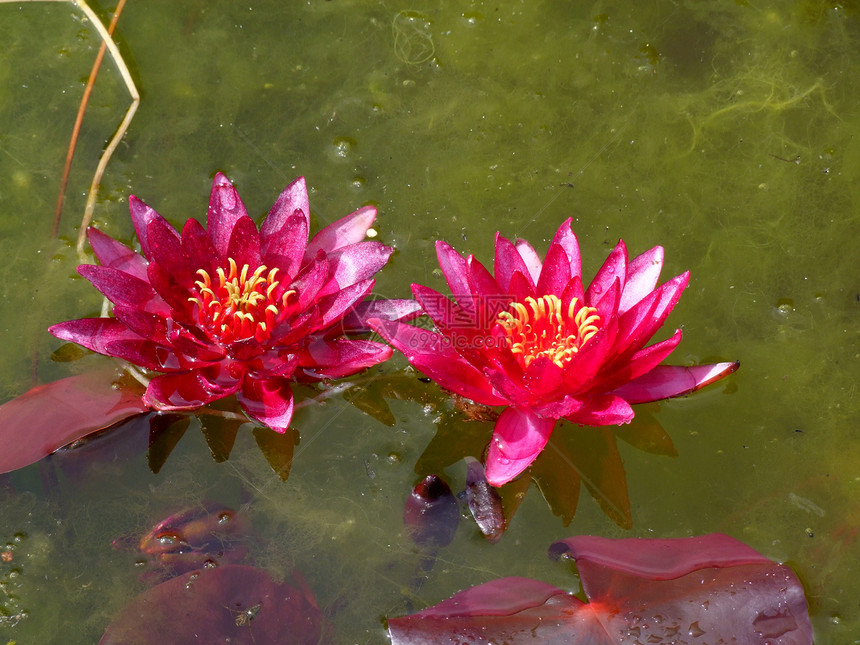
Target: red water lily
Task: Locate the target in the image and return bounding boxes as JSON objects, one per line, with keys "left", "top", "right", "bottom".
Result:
{"left": 369, "top": 220, "right": 738, "bottom": 486}
{"left": 50, "top": 173, "right": 417, "bottom": 433}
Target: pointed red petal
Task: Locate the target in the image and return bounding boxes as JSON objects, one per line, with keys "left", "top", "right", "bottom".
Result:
{"left": 611, "top": 361, "right": 739, "bottom": 404}
{"left": 549, "top": 218, "right": 582, "bottom": 279}
{"left": 327, "top": 241, "right": 393, "bottom": 290}
{"left": 306, "top": 205, "right": 377, "bottom": 257}
{"left": 298, "top": 338, "right": 392, "bottom": 379}
{"left": 207, "top": 173, "right": 249, "bottom": 259}
{"left": 514, "top": 238, "right": 542, "bottom": 283}
{"left": 485, "top": 407, "right": 556, "bottom": 486}
{"left": 585, "top": 239, "right": 627, "bottom": 307}
{"left": 87, "top": 228, "right": 149, "bottom": 280}
{"left": 128, "top": 195, "right": 164, "bottom": 260}
{"left": 493, "top": 233, "right": 532, "bottom": 293}
{"left": 49, "top": 317, "right": 143, "bottom": 355}
{"left": 618, "top": 245, "right": 663, "bottom": 314}
{"left": 144, "top": 368, "right": 241, "bottom": 411}
{"left": 260, "top": 176, "right": 310, "bottom": 257}
{"left": 236, "top": 376, "right": 295, "bottom": 434}
{"left": 368, "top": 318, "right": 507, "bottom": 406}
{"left": 225, "top": 215, "right": 262, "bottom": 270}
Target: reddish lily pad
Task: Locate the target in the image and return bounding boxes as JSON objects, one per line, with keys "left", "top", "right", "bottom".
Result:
{"left": 100, "top": 565, "right": 323, "bottom": 644}
{"left": 388, "top": 533, "right": 812, "bottom": 644}
{"left": 0, "top": 368, "right": 148, "bottom": 474}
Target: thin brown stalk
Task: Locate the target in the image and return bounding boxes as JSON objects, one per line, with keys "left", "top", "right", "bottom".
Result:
{"left": 0, "top": 0, "right": 140, "bottom": 259}
{"left": 52, "top": 0, "right": 127, "bottom": 238}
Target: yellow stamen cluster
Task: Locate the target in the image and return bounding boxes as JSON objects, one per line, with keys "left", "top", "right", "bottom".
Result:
{"left": 189, "top": 257, "right": 295, "bottom": 344}
{"left": 495, "top": 294, "right": 600, "bottom": 369}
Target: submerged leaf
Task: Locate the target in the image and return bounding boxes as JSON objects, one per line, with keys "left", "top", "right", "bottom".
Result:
{"left": 404, "top": 475, "right": 459, "bottom": 549}
{"left": 147, "top": 414, "right": 190, "bottom": 474}
{"left": 100, "top": 565, "right": 323, "bottom": 644}
{"left": 253, "top": 425, "right": 299, "bottom": 481}
{"left": 0, "top": 368, "right": 148, "bottom": 474}
{"left": 136, "top": 502, "right": 251, "bottom": 580}
{"left": 464, "top": 457, "right": 506, "bottom": 542}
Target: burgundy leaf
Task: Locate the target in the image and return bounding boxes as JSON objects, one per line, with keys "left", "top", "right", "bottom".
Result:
{"left": 388, "top": 533, "right": 813, "bottom": 645}
{"left": 0, "top": 369, "right": 149, "bottom": 474}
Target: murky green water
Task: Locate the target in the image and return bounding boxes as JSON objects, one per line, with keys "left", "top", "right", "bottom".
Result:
{"left": 0, "top": 1, "right": 858, "bottom": 642}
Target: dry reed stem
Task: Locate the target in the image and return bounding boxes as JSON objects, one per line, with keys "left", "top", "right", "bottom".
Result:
{"left": 0, "top": 0, "right": 139, "bottom": 260}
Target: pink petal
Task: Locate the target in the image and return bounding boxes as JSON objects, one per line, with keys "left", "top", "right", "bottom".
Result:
{"left": 564, "top": 393, "right": 634, "bottom": 426}
{"left": 128, "top": 195, "right": 165, "bottom": 260}
{"left": 87, "top": 228, "right": 149, "bottom": 280}
{"left": 180, "top": 218, "right": 219, "bottom": 280}
{"left": 613, "top": 271, "right": 689, "bottom": 357}
{"left": 559, "top": 276, "right": 586, "bottom": 312}
{"left": 306, "top": 205, "right": 377, "bottom": 258}
{"left": 146, "top": 217, "right": 194, "bottom": 288}
{"left": 78, "top": 265, "right": 166, "bottom": 314}
{"left": 225, "top": 215, "right": 262, "bottom": 270}
{"left": 561, "top": 324, "right": 613, "bottom": 392}
{"left": 368, "top": 318, "right": 507, "bottom": 406}
{"left": 532, "top": 393, "right": 587, "bottom": 419}
{"left": 49, "top": 317, "right": 143, "bottom": 355}
{"left": 618, "top": 245, "right": 663, "bottom": 315}
{"left": 260, "top": 176, "right": 310, "bottom": 259}
{"left": 207, "top": 173, "right": 249, "bottom": 259}
{"left": 316, "top": 279, "right": 375, "bottom": 328}
{"left": 466, "top": 256, "right": 506, "bottom": 329}
{"left": 548, "top": 218, "right": 581, "bottom": 279}
{"left": 485, "top": 407, "right": 556, "bottom": 486}
{"left": 493, "top": 233, "right": 533, "bottom": 293}
{"left": 103, "top": 339, "right": 186, "bottom": 372}
{"left": 327, "top": 241, "right": 393, "bottom": 290}
{"left": 339, "top": 298, "right": 422, "bottom": 333}
{"left": 611, "top": 361, "right": 739, "bottom": 404}
{"left": 601, "top": 329, "right": 683, "bottom": 385}
{"left": 112, "top": 306, "right": 224, "bottom": 362}
{"left": 522, "top": 355, "right": 564, "bottom": 396}
{"left": 535, "top": 243, "right": 572, "bottom": 297}
{"left": 290, "top": 257, "right": 328, "bottom": 311}
{"left": 236, "top": 376, "right": 295, "bottom": 433}
{"left": 585, "top": 239, "right": 627, "bottom": 307}
{"left": 144, "top": 367, "right": 241, "bottom": 411}
{"left": 435, "top": 241, "right": 472, "bottom": 314}
{"left": 514, "top": 238, "right": 542, "bottom": 284}
{"left": 412, "top": 284, "right": 474, "bottom": 331}
{"left": 507, "top": 270, "right": 536, "bottom": 302}
{"left": 146, "top": 262, "right": 196, "bottom": 323}
{"left": 298, "top": 338, "right": 392, "bottom": 379}
{"left": 261, "top": 211, "right": 309, "bottom": 277}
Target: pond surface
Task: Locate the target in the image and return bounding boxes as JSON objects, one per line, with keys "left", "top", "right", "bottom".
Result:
{"left": 0, "top": 1, "right": 858, "bottom": 642}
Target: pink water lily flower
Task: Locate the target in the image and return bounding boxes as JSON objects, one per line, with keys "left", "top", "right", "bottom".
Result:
{"left": 50, "top": 173, "right": 418, "bottom": 433}
{"left": 369, "top": 220, "right": 738, "bottom": 486}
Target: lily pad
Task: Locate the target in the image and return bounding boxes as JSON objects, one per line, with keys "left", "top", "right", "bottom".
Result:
{"left": 0, "top": 368, "right": 148, "bottom": 474}
{"left": 388, "top": 533, "right": 812, "bottom": 644}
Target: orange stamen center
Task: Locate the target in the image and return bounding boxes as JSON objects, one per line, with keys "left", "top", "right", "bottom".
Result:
{"left": 189, "top": 257, "right": 295, "bottom": 344}
{"left": 495, "top": 295, "right": 600, "bottom": 369}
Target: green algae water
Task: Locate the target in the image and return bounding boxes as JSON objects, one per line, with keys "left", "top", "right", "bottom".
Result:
{"left": 1, "top": 1, "right": 858, "bottom": 642}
